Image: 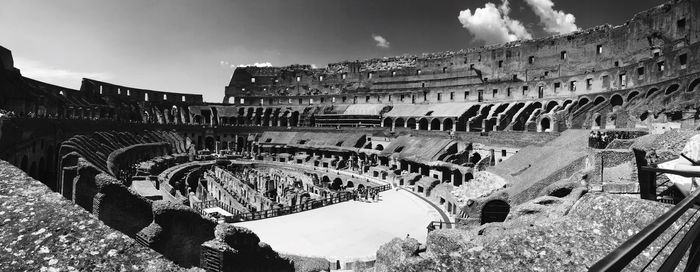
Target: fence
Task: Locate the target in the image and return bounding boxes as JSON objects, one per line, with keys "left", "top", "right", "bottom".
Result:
{"left": 427, "top": 220, "right": 457, "bottom": 233}
{"left": 589, "top": 165, "right": 700, "bottom": 271}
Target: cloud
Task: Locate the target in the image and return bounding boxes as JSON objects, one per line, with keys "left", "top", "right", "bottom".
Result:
{"left": 372, "top": 34, "right": 391, "bottom": 48}
{"left": 236, "top": 62, "right": 273, "bottom": 68}
{"left": 524, "top": 0, "right": 578, "bottom": 34}
{"left": 458, "top": 0, "right": 532, "bottom": 45}
{"left": 14, "top": 57, "right": 111, "bottom": 88}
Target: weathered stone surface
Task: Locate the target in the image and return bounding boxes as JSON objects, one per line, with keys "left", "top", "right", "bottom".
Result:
{"left": 375, "top": 192, "right": 694, "bottom": 272}
{"left": 374, "top": 237, "right": 422, "bottom": 272}
{"left": 0, "top": 160, "right": 197, "bottom": 272}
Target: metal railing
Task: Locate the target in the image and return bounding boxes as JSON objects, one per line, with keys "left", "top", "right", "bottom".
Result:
{"left": 590, "top": 166, "right": 700, "bottom": 271}
{"left": 427, "top": 220, "right": 457, "bottom": 233}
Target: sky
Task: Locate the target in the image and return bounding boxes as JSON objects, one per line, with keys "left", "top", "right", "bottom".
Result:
{"left": 0, "top": 0, "right": 665, "bottom": 102}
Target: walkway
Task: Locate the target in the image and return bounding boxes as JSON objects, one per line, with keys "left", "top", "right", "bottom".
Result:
{"left": 234, "top": 189, "right": 442, "bottom": 264}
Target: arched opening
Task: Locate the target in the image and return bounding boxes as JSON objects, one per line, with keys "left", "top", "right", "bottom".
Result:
{"left": 687, "top": 78, "right": 700, "bottom": 92}
{"left": 383, "top": 118, "right": 393, "bottom": 128}
{"left": 465, "top": 173, "right": 474, "bottom": 182}
{"left": 540, "top": 118, "right": 551, "bottom": 132}
{"left": 627, "top": 91, "right": 639, "bottom": 102}
{"left": 610, "top": 94, "right": 623, "bottom": 107}
{"left": 593, "top": 96, "right": 606, "bottom": 106}
{"left": 481, "top": 200, "right": 510, "bottom": 224}
{"left": 549, "top": 188, "right": 572, "bottom": 198}
{"left": 545, "top": 101, "right": 559, "bottom": 113}
{"left": 578, "top": 97, "right": 590, "bottom": 107}
{"left": 443, "top": 119, "right": 454, "bottom": 131}
{"left": 594, "top": 115, "right": 602, "bottom": 127}
{"left": 290, "top": 111, "right": 300, "bottom": 127}
{"left": 407, "top": 118, "right": 417, "bottom": 129}
{"left": 346, "top": 181, "right": 354, "bottom": 188}
{"left": 640, "top": 111, "right": 649, "bottom": 122}
{"left": 321, "top": 176, "right": 331, "bottom": 185}
{"left": 665, "top": 84, "right": 680, "bottom": 95}
{"left": 646, "top": 88, "right": 659, "bottom": 98}
{"left": 453, "top": 170, "right": 463, "bottom": 186}
{"left": 469, "top": 153, "right": 481, "bottom": 166}
{"left": 430, "top": 119, "right": 440, "bottom": 130}
{"left": 204, "top": 136, "right": 215, "bottom": 151}
{"left": 418, "top": 118, "right": 429, "bottom": 130}
{"left": 227, "top": 96, "right": 235, "bottom": 104}
{"left": 375, "top": 144, "right": 384, "bottom": 151}
{"left": 331, "top": 178, "right": 343, "bottom": 190}
{"left": 395, "top": 118, "right": 405, "bottom": 128}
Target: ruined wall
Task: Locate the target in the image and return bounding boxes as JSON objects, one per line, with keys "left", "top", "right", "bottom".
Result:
{"left": 225, "top": 0, "right": 700, "bottom": 107}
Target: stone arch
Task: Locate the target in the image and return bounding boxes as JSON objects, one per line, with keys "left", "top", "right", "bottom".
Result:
{"left": 540, "top": 118, "right": 551, "bottom": 132}
{"left": 418, "top": 118, "right": 429, "bottom": 130}
{"left": 687, "top": 78, "right": 700, "bottom": 92}
{"left": 346, "top": 181, "right": 354, "bottom": 188}
{"left": 465, "top": 173, "right": 474, "bottom": 182}
{"left": 443, "top": 118, "right": 454, "bottom": 131}
{"left": 227, "top": 96, "right": 235, "bottom": 104}
{"left": 610, "top": 94, "right": 623, "bottom": 107}
{"left": 640, "top": 111, "right": 650, "bottom": 121}
{"left": 407, "top": 118, "right": 417, "bottom": 129}
{"left": 545, "top": 101, "right": 559, "bottom": 113}
{"left": 375, "top": 144, "right": 384, "bottom": 151}
{"left": 430, "top": 118, "right": 441, "bottom": 130}
{"left": 578, "top": 97, "right": 590, "bottom": 107}
{"left": 453, "top": 170, "right": 463, "bottom": 186}
{"left": 290, "top": 111, "right": 300, "bottom": 127}
{"left": 321, "top": 176, "right": 331, "bottom": 184}
{"left": 481, "top": 200, "right": 510, "bottom": 224}
{"left": 204, "top": 136, "right": 215, "bottom": 151}
{"left": 665, "top": 84, "right": 680, "bottom": 95}
{"left": 331, "top": 177, "right": 343, "bottom": 190}
{"left": 627, "top": 91, "right": 639, "bottom": 102}
{"left": 383, "top": 117, "right": 393, "bottom": 128}
{"left": 395, "top": 118, "right": 405, "bottom": 128}
{"left": 469, "top": 152, "right": 481, "bottom": 166}
{"left": 646, "top": 88, "right": 659, "bottom": 98}
{"left": 593, "top": 96, "right": 606, "bottom": 106}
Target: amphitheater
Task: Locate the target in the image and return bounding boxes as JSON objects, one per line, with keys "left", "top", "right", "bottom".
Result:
{"left": 2, "top": 0, "right": 700, "bottom": 271}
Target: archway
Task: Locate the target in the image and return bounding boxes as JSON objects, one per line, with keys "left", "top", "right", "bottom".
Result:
{"left": 627, "top": 91, "right": 639, "bottom": 102}
{"left": 430, "top": 119, "right": 440, "bottom": 130}
{"left": 321, "top": 176, "right": 331, "bottom": 184}
{"left": 204, "top": 136, "right": 215, "bottom": 151}
{"left": 227, "top": 96, "right": 235, "bottom": 104}
{"left": 331, "top": 178, "right": 343, "bottom": 190}
{"left": 646, "top": 88, "right": 659, "bottom": 98}
{"left": 443, "top": 119, "right": 454, "bottom": 131}
{"left": 610, "top": 94, "right": 623, "bottom": 107}
{"left": 540, "top": 118, "right": 551, "bottom": 132}
{"left": 375, "top": 144, "right": 384, "bottom": 151}
{"left": 453, "top": 170, "right": 463, "bottom": 186}
{"left": 578, "top": 97, "right": 590, "bottom": 107}
{"left": 290, "top": 111, "right": 300, "bottom": 127}
{"left": 407, "top": 118, "right": 417, "bottom": 129}
{"left": 395, "top": 118, "right": 405, "bottom": 128}
{"left": 593, "top": 96, "right": 606, "bottom": 106}
{"left": 418, "top": 118, "right": 429, "bottom": 130}
{"left": 665, "top": 84, "right": 680, "bottom": 95}
{"left": 481, "top": 200, "right": 510, "bottom": 224}
{"left": 346, "top": 181, "right": 354, "bottom": 188}
{"left": 687, "top": 78, "right": 700, "bottom": 92}
{"left": 465, "top": 173, "right": 474, "bottom": 182}
{"left": 469, "top": 153, "right": 481, "bottom": 166}
{"left": 545, "top": 101, "right": 559, "bottom": 113}
{"left": 383, "top": 118, "right": 393, "bottom": 128}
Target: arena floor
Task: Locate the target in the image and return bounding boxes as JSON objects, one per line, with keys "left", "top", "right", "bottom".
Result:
{"left": 234, "top": 189, "right": 442, "bottom": 263}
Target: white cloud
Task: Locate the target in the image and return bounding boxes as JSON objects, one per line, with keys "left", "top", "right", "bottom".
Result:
{"left": 372, "top": 34, "right": 391, "bottom": 48}
{"left": 237, "top": 62, "right": 273, "bottom": 68}
{"left": 458, "top": 0, "right": 532, "bottom": 45}
{"left": 14, "top": 57, "right": 111, "bottom": 88}
{"left": 524, "top": 0, "right": 578, "bottom": 34}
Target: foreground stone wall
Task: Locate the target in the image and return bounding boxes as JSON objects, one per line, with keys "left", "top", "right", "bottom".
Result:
{"left": 374, "top": 191, "right": 692, "bottom": 271}
{"left": 0, "top": 160, "right": 193, "bottom": 271}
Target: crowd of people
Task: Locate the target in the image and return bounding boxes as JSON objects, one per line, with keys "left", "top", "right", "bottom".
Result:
{"left": 588, "top": 130, "right": 642, "bottom": 149}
